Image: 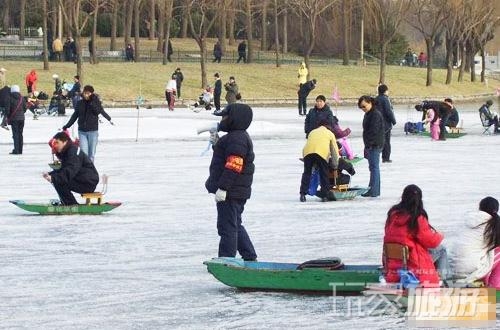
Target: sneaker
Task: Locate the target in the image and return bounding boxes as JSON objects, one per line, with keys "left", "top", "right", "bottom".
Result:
{"left": 382, "top": 159, "right": 392, "bottom": 163}
{"left": 300, "top": 194, "right": 306, "bottom": 202}
{"left": 321, "top": 197, "right": 329, "bottom": 202}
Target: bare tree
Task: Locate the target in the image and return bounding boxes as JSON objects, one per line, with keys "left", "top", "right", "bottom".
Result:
{"left": 274, "top": 0, "right": 280, "bottom": 67}
{"left": 42, "top": 0, "right": 50, "bottom": 70}
{"left": 366, "top": 0, "right": 409, "bottom": 84}
{"left": 282, "top": 0, "right": 287, "bottom": 53}
{"left": 2, "top": 0, "right": 11, "bottom": 31}
{"left": 110, "top": 0, "right": 119, "bottom": 50}
{"left": 148, "top": 0, "right": 156, "bottom": 39}
{"left": 124, "top": 0, "right": 134, "bottom": 46}
{"left": 261, "top": 0, "right": 269, "bottom": 50}
{"left": 341, "top": 0, "right": 350, "bottom": 66}
{"left": 188, "top": 0, "right": 218, "bottom": 87}
{"left": 218, "top": 0, "right": 229, "bottom": 53}
{"left": 156, "top": 0, "right": 165, "bottom": 51}
{"left": 19, "top": 0, "right": 26, "bottom": 40}
{"left": 227, "top": 0, "right": 235, "bottom": 46}
{"left": 442, "top": 0, "right": 463, "bottom": 84}
{"left": 180, "top": 0, "right": 190, "bottom": 38}
{"left": 289, "top": 0, "right": 337, "bottom": 75}
{"left": 134, "top": 0, "right": 142, "bottom": 62}
{"left": 161, "top": 0, "right": 173, "bottom": 65}
{"left": 245, "top": 0, "right": 254, "bottom": 63}
{"left": 407, "top": 0, "right": 447, "bottom": 86}
{"left": 90, "top": 0, "right": 106, "bottom": 64}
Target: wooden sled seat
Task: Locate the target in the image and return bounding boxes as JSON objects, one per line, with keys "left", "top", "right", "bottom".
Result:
{"left": 81, "top": 174, "right": 108, "bottom": 205}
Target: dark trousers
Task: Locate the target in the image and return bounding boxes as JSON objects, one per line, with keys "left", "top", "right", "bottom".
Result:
{"left": 298, "top": 94, "right": 307, "bottom": 115}
{"left": 214, "top": 93, "right": 221, "bottom": 111}
{"left": 237, "top": 53, "right": 246, "bottom": 63}
{"left": 11, "top": 120, "right": 24, "bottom": 154}
{"left": 176, "top": 84, "right": 182, "bottom": 98}
{"left": 300, "top": 153, "right": 330, "bottom": 196}
{"left": 382, "top": 129, "right": 392, "bottom": 161}
{"left": 213, "top": 56, "right": 221, "bottom": 63}
{"left": 439, "top": 114, "right": 449, "bottom": 140}
{"left": 216, "top": 199, "right": 257, "bottom": 260}
{"left": 53, "top": 179, "right": 97, "bottom": 205}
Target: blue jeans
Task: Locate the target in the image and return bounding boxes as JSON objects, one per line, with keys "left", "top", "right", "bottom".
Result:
{"left": 429, "top": 245, "right": 451, "bottom": 280}
{"left": 78, "top": 130, "right": 98, "bottom": 162}
{"left": 366, "top": 147, "right": 381, "bottom": 196}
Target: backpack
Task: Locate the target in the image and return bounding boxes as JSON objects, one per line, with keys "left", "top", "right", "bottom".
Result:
{"left": 404, "top": 121, "right": 424, "bottom": 134}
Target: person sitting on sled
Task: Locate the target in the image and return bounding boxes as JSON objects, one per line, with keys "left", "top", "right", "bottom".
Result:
{"left": 42, "top": 132, "right": 99, "bottom": 205}
{"left": 299, "top": 119, "right": 340, "bottom": 202}
{"left": 191, "top": 85, "right": 214, "bottom": 111}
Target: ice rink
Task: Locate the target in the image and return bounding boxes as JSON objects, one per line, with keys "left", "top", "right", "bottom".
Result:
{"left": 1, "top": 103, "right": 499, "bottom": 329}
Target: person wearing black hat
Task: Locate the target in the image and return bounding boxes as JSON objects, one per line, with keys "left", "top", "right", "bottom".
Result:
{"left": 62, "top": 85, "right": 113, "bottom": 162}
{"left": 205, "top": 102, "right": 257, "bottom": 261}
{"left": 43, "top": 131, "right": 99, "bottom": 205}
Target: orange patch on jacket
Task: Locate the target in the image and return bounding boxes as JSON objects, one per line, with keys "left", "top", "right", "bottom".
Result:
{"left": 225, "top": 155, "right": 244, "bottom": 173}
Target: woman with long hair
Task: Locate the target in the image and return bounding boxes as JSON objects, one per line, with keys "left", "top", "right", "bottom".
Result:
{"left": 383, "top": 184, "right": 446, "bottom": 286}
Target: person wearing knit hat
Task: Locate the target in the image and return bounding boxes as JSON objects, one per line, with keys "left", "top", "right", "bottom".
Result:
{"left": 2, "top": 85, "right": 26, "bottom": 154}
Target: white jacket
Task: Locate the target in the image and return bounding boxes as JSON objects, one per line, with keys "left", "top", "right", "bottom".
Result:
{"left": 449, "top": 211, "right": 490, "bottom": 276}
{"left": 165, "top": 79, "right": 177, "bottom": 92}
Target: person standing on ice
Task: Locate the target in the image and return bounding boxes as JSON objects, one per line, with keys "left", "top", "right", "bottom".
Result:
{"left": 165, "top": 74, "right": 177, "bottom": 111}
{"left": 375, "top": 84, "right": 396, "bottom": 163}
{"left": 205, "top": 103, "right": 257, "bottom": 261}
{"left": 43, "top": 132, "right": 99, "bottom": 205}
{"left": 62, "top": 85, "right": 113, "bottom": 162}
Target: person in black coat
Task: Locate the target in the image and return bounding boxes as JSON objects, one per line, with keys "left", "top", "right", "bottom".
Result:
{"left": 375, "top": 84, "right": 396, "bottom": 163}
{"left": 0, "top": 85, "right": 10, "bottom": 117}
{"left": 213, "top": 72, "right": 222, "bottom": 111}
{"left": 173, "top": 68, "right": 184, "bottom": 98}
{"left": 62, "top": 85, "right": 113, "bottom": 162}
{"left": 237, "top": 40, "right": 247, "bottom": 63}
{"left": 304, "top": 95, "right": 351, "bottom": 139}
{"left": 213, "top": 41, "right": 222, "bottom": 63}
{"left": 415, "top": 100, "right": 452, "bottom": 140}
{"left": 43, "top": 132, "right": 99, "bottom": 205}
{"left": 205, "top": 103, "right": 257, "bottom": 261}
{"left": 2, "top": 85, "right": 26, "bottom": 154}
{"left": 298, "top": 79, "right": 316, "bottom": 116}
{"left": 359, "top": 95, "right": 384, "bottom": 197}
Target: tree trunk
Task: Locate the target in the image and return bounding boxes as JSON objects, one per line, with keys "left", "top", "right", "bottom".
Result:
{"left": 480, "top": 47, "right": 486, "bottom": 83}
{"left": 157, "top": 0, "right": 165, "bottom": 51}
{"left": 124, "top": 0, "right": 133, "bottom": 46}
{"left": 110, "top": 0, "right": 118, "bottom": 50}
{"left": 180, "top": 0, "right": 189, "bottom": 38}
{"left": 51, "top": 1, "right": 58, "bottom": 37}
{"left": 75, "top": 33, "right": 83, "bottom": 82}
{"left": 90, "top": 0, "right": 99, "bottom": 65}
{"left": 378, "top": 42, "right": 388, "bottom": 84}
{"left": 134, "top": 0, "right": 141, "bottom": 62}
{"left": 282, "top": 5, "right": 287, "bottom": 54}
{"left": 219, "top": 0, "right": 228, "bottom": 53}
{"left": 197, "top": 38, "right": 208, "bottom": 88}
{"left": 149, "top": 0, "right": 155, "bottom": 40}
{"left": 2, "top": 0, "right": 11, "bottom": 31}
{"left": 425, "top": 38, "right": 433, "bottom": 86}
{"left": 245, "top": 0, "right": 253, "bottom": 63}
{"left": 162, "top": 0, "right": 173, "bottom": 65}
{"left": 42, "top": 0, "right": 50, "bottom": 70}
{"left": 274, "top": 0, "right": 280, "bottom": 67}
{"left": 445, "top": 38, "right": 453, "bottom": 84}
{"left": 228, "top": 1, "right": 235, "bottom": 46}
{"left": 19, "top": 0, "right": 26, "bottom": 40}
{"left": 261, "top": 0, "right": 268, "bottom": 50}
{"left": 458, "top": 42, "right": 465, "bottom": 82}
{"left": 342, "top": 0, "right": 350, "bottom": 65}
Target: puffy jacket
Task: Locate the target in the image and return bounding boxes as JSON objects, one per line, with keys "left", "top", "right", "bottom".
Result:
{"left": 375, "top": 94, "right": 396, "bottom": 131}
{"left": 25, "top": 70, "right": 38, "bottom": 91}
{"left": 5, "top": 92, "right": 26, "bottom": 123}
{"left": 49, "top": 142, "right": 99, "bottom": 189}
{"left": 362, "top": 108, "right": 385, "bottom": 149}
{"left": 304, "top": 104, "right": 334, "bottom": 137}
{"left": 298, "top": 80, "right": 316, "bottom": 97}
{"left": 384, "top": 211, "right": 443, "bottom": 286}
{"left": 63, "top": 94, "right": 111, "bottom": 132}
{"left": 224, "top": 82, "right": 239, "bottom": 104}
{"left": 205, "top": 103, "right": 254, "bottom": 200}
{"left": 298, "top": 63, "right": 308, "bottom": 85}
{"left": 302, "top": 126, "right": 339, "bottom": 168}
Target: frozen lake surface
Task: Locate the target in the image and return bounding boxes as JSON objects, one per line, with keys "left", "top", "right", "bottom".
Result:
{"left": 1, "top": 103, "right": 499, "bottom": 329}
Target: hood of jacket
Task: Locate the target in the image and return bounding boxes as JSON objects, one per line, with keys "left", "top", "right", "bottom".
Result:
{"left": 218, "top": 103, "right": 253, "bottom": 132}
{"left": 465, "top": 210, "right": 492, "bottom": 229}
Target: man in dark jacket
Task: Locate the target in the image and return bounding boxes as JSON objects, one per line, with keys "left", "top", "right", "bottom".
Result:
{"left": 2, "top": 85, "right": 26, "bottom": 154}
{"left": 213, "top": 72, "right": 222, "bottom": 111}
{"left": 224, "top": 76, "right": 239, "bottom": 105}
{"left": 237, "top": 40, "right": 247, "bottom": 63}
{"left": 43, "top": 132, "right": 99, "bottom": 205}
{"left": 62, "top": 85, "right": 113, "bottom": 162}
{"left": 213, "top": 41, "right": 222, "bottom": 63}
{"left": 298, "top": 79, "right": 316, "bottom": 116}
{"left": 304, "top": 94, "right": 353, "bottom": 140}
{"left": 415, "top": 100, "right": 452, "bottom": 140}
{"left": 375, "top": 84, "right": 396, "bottom": 163}
{"left": 173, "top": 68, "right": 184, "bottom": 98}
{"left": 205, "top": 103, "right": 257, "bottom": 261}
{"left": 359, "top": 95, "right": 384, "bottom": 197}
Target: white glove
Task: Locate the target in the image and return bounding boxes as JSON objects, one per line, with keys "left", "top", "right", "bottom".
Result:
{"left": 215, "top": 189, "right": 227, "bottom": 202}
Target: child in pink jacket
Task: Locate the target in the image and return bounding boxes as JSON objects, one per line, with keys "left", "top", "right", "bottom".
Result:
{"left": 424, "top": 108, "right": 440, "bottom": 140}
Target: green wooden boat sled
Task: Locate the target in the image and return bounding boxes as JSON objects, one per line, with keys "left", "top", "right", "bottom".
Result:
{"left": 10, "top": 200, "right": 122, "bottom": 215}
{"left": 419, "top": 131, "right": 467, "bottom": 138}
{"left": 204, "top": 257, "right": 381, "bottom": 294}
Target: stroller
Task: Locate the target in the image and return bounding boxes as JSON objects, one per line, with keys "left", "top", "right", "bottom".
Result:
{"left": 26, "top": 91, "right": 49, "bottom": 119}
{"left": 190, "top": 88, "right": 214, "bottom": 112}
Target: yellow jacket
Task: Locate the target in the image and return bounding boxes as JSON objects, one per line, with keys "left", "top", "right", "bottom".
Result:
{"left": 52, "top": 38, "right": 63, "bottom": 52}
{"left": 298, "top": 62, "right": 308, "bottom": 85}
{"left": 302, "top": 126, "right": 339, "bottom": 168}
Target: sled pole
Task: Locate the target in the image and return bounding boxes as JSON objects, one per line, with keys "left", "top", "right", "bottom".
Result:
{"left": 135, "top": 81, "right": 144, "bottom": 143}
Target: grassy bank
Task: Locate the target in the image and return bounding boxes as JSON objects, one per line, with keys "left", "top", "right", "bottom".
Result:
{"left": 0, "top": 59, "right": 496, "bottom": 106}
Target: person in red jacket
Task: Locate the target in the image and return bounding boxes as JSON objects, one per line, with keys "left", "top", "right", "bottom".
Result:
{"left": 25, "top": 69, "right": 38, "bottom": 94}
{"left": 383, "top": 184, "right": 446, "bottom": 287}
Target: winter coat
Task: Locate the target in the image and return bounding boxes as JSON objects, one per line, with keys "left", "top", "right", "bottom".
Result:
{"left": 25, "top": 70, "right": 38, "bottom": 91}
{"left": 424, "top": 108, "right": 440, "bottom": 127}
{"left": 375, "top": 93, "right": 396, "bottom": 131}
{"left": 52, "top": 38, "right": 63, "bottom": 52}
{"left": 68, "top": 81, "right": 81, "bottom": 98}
{"left": 174, "top": 71, "right": 184, "bottom": 87}
{"left": 298, "top": 80, "right": 316, "bottom": 97}
{"left": 384, "top": 211, "right": 443, "bottom": 286}
{"left": 450, "top": 211, "right": 491, "bottom": 277}
{"left": 165, "top": 79, "right": 177, "bottom": 92}
{"left": 464, "top": 247, "right": 500, "bottom": 289}
{"left": 304, "top": 104, "right": 335, "bottom": 137}
{"left": 479, "top": 104, "right": 495, "bottom": 121}
{"left": 49, "top": 141, "right": 99, "bottom": 189}
{"left": 4, "top": 92, "right": 26, "bottom": 124}
{"left": 420, "top": 100, "right": 451, "bottom": 120}
{"left": 302, "top": 126, "right": 339, "bottom": 169}
{"left": 298, "top": 63, "right": 308, "bottom": 85}
{"left": 225, "top": 82, "right": 239, "bottom": 104}
{"left": 205, "top": 103, "right": 255, "bottom": 200}
{"left": 0, "top": 86, "right": 10, "bottom": 113}
{"left": 362, "top": 108, "right": 385, "bottom": 149}
{"left": 447, "top": 108, "right": 459, "bottom": 127}
{"left": 214, "top": 79, "right": 222, "bottom": 97}
{"left": 237, "top": 42, "right": 246, "bottom": 55}
{"left": 63, "top": 94, "right": 111, "bottom": 132}
{"left": 213, "top": 43, "right": 222, "bottom": 57}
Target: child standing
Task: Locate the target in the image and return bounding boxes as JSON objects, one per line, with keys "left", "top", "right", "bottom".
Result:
{"left": 165, "top": 75, "right": 177, "bottom": 111}
{"left": 424, "top": 108, "right": 440, "bottom": 140}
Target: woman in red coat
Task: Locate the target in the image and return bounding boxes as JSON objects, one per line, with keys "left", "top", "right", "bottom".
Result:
{"left": 383, "top": 184, "right": 444, "bottom": 286}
